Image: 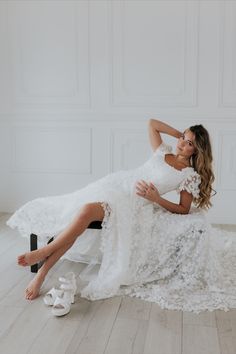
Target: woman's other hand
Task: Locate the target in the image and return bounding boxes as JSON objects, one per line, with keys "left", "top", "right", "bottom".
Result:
{"left": 135, "top": 180, "right": 160, "bottom": 203}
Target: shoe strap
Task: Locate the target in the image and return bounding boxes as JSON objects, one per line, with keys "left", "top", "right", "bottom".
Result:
{"left": 58, "top": 272, "right": 75, "bottom": 284}
{"left": 60, "top": 283, "right": 76, "bottom": 292}
{"left": 53, "top": 292, "right": 72, "bottom": 307}
{"left": 45, "top": 287, "right": 63, "bottom": 298}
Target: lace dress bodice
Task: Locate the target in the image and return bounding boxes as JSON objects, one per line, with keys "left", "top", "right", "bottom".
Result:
{"left": 84, "top": 141, "right": 201, "bottom": 210}
{"left": 138, "top": 142, "right": 201, "bottom": 197}
{"left": 6, "top": 142, "right": 236, "bottom": 314}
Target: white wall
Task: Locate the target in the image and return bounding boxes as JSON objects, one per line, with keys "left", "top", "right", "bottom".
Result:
{"left": 0, "top": 0, "right": 235, "bottom": 224}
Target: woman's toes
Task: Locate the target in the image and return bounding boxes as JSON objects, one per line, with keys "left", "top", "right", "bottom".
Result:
{"left": 18, "top": 250, "right": 45, "bottom": 267}
{"left": 30, "top": 293, "right": 36, "bottom": 300}
{"left": 26, "top": 290, "right": 33, "bottom": 299}
{"left": 18, "top": 260, "right": 27, "bottom": 266}
{"left": 18, "top": 254, "right": 30, "bottom": 267}
{"left": 24, "top": 276, "right": 44, "bottom": 300}
{"left": 26, "top": 291, "right": 32, "bottom": 299}
{"left": 26, "top": 291, "right": 35, "bottom": 300}
{"left": 18, "top": 255, "right": 28, "bottom": 266}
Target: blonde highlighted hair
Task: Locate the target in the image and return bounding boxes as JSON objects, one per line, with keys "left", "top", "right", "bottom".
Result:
{"left": 187, "top": 124, "right": 216, "bottom": 209}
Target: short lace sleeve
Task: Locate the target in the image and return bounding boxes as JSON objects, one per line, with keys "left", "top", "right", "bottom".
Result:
{"left": 153, "top": 141, "right": 173, "bottom": 156}
{"left": 176, "top": 170, "right": 201, "bottom": 198}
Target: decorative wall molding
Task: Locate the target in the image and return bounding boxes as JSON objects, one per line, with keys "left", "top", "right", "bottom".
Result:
{"left": 7, "top": 0, "right": 91, "bottom": 109}
{"left": 111, "top": 129, "right": 149, "bottom": 171}
{"left": 217, "top": 131, "right": 236, "bottom": 190}
{"left": 10, "top": 126, "right": 93, "bottom": 174}
{"left": 218, "top": 1, "right": 236, "bottom": 107}
{"left": 109, "top": 0, "right": 199, "bottom": 107}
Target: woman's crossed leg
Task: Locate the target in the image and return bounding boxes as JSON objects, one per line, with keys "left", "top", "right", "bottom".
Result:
{"left": 18, "top": 202, "right": 105, "bottom": 300}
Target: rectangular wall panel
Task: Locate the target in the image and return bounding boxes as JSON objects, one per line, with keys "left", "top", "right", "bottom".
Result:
{"left": 0, "top": 0, "right": 235, "bottom": 224}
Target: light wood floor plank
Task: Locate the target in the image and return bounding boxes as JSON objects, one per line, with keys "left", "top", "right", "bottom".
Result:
{"left": 143, "top": 304, "right": 182, "bottom": 354}
{"left": 104, "top": 316, "right": 149, "bottom": 354}
{"left": 64, "top": 299, "right": 108, "bottom": 353}
{"left": 0, "top": 305, "right": 24, "bottom": 339}
{"left": 103, "top": 296, "right": 151, "bottom": 354}
{"left": 0, "top": 229, "right": 19, "bottom": 255}
{"left": 183, "top": 325, "right": 221, "bottom": 354}
{"left": 183, "top": 310, "right": 217, "bottom": 327}
{"left": 216, "top": 309, "right": 236, "bottom": 354}
{"left": 117, "top": 296, "right": 151, "bottom": 321}
{"left": 0, "top": 297, "right": 52, "bottom": 353}
{"left": 27, "top": 317, "right": 83, "bottom": 354}
{"left": 68, "top": 296, "right": 122, "bottom": 354}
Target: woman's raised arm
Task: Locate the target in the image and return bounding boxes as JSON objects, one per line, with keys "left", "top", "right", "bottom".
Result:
{"left": 148, "top": 119, "right": 183, "bottom": 151}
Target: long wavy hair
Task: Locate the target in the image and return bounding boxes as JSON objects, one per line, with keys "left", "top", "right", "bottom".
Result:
{"left": 187, "top": 124, "right": 216, "bottom": 209}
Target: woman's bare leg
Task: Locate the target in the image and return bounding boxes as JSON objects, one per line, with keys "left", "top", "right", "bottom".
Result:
{"left": 25, "top": 240, "right": 74, "bottom": 300}
{"left": 18, "top": 202, "right": 105, "bottom": 267}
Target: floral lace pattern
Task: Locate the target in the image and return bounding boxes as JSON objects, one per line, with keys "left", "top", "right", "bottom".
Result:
{"left": 100, "top": 202, "right": 112, "bottom": 230}
{"left": 6, "top": 141, "right": 236, "bottom": 313}
{"left": 176, "top": 171, "right": 201, "bottom": 199}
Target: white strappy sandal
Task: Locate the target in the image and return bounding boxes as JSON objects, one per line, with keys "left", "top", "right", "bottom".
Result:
{"left": 43, "top": 272, "right": 77, "bottom": 305}
{"left": 51, "top": 288, "right": 75, "bottom": 317}
{"left": 43, "top": 272, "right": 77, "bottom": 315}
{"left": 43, "top": 287, "right": 64, "bottom": 306}
{"left": 58, "top": 272, "right": 77, "bottom": 292}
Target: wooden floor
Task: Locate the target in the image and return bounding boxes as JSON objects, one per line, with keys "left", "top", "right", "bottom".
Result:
{"left": 0, "top": 212, "right": 236, "bottom": 354}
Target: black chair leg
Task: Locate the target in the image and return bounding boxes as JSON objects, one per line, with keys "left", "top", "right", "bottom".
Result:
{"left": 30, "top": 234, "right": 38, "bottom": 273}
{"left": 30, "top": 234, "right": 54, "bottom": 273}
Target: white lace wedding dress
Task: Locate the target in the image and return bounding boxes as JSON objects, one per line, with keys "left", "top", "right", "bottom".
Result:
{"left": 6, "top": 142, "right": 236, "bottom": 313}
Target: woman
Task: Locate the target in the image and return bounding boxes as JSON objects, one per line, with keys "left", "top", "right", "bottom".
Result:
{"left": 6, "top": 119, "right": 236, "bottom": 313}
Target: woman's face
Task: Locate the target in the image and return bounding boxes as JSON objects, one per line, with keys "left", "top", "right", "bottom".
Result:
{"left": 176, "top": 129, "right": 196, "bottom": 158}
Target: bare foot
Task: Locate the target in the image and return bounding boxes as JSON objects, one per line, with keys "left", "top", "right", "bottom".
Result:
{"left": 18, "top": 248, "right": 47, "bottom": 267}
{"left": 25, "top": 274, "right": 45, "bottom": 300}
